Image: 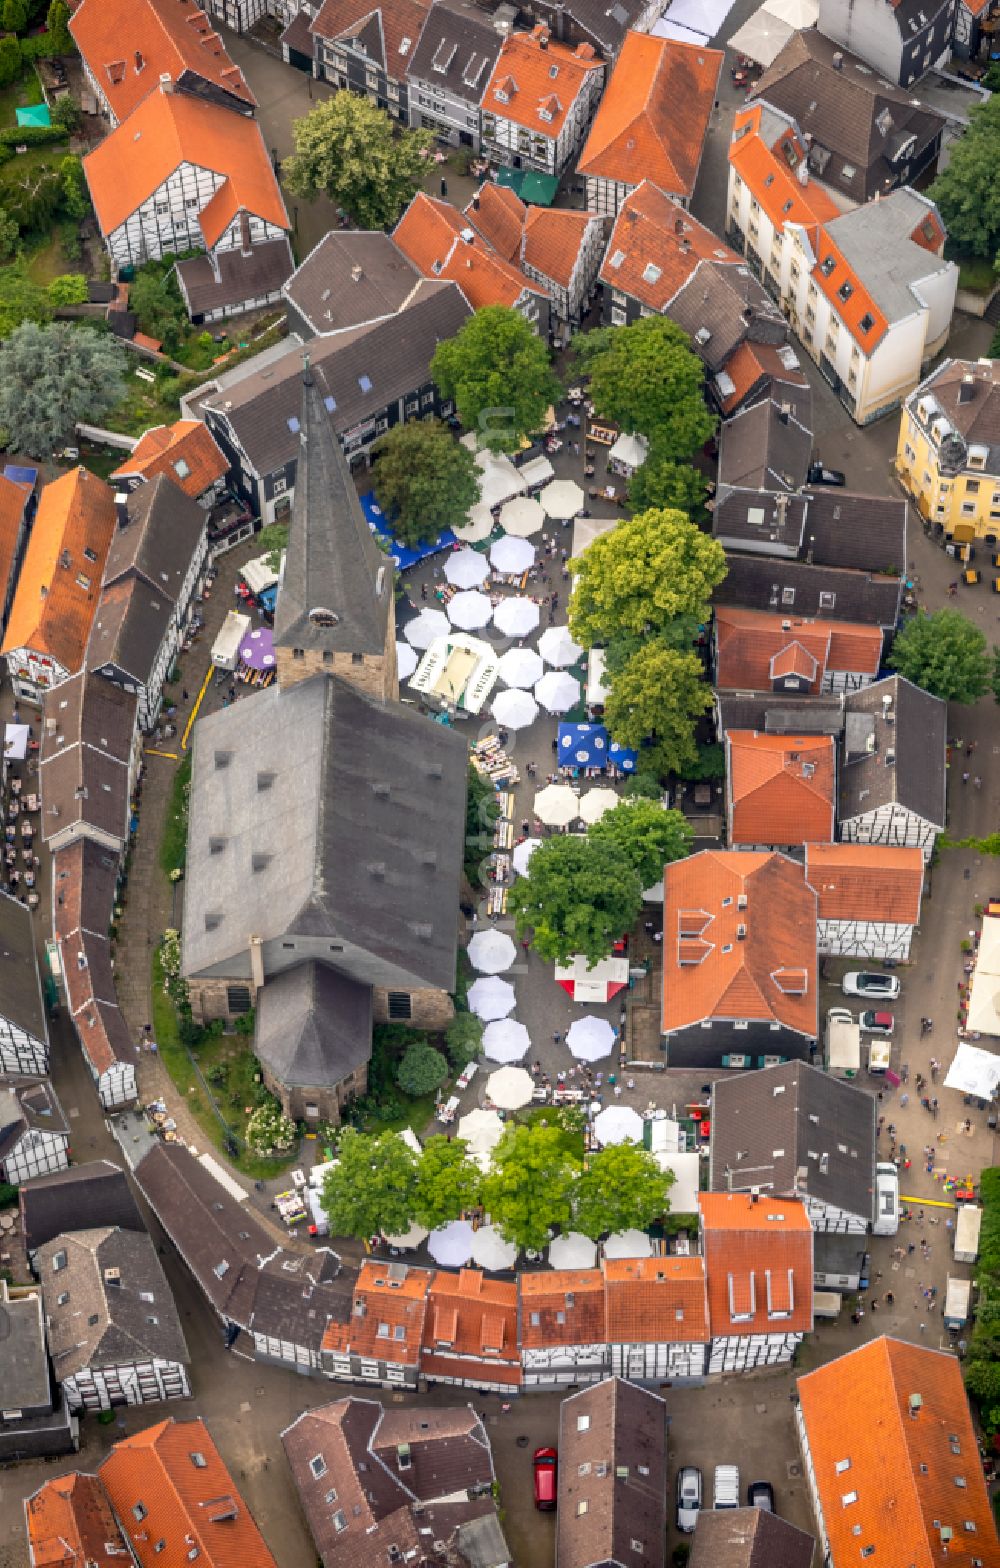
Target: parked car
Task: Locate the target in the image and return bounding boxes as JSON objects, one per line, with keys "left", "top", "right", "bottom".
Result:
{"left": 676, "top": 1466, "right": 703, "bottom": 1532}
{"left": 873, "top": 1162, "right": 900, "bottom": 1237}
{"left": 533, "top": 1447, "right": 557, "bottom": 1510}
{"left": 713, "top": 1465, "right": 740, "bottom": 1509}
{"left": 807, "top": 462, "right": 846, "bottom": 486}
{"left": 748, "top": 1480, "right": 775, "bottom": 1511}
{"left": 842, "top": 971, "right": 900, "bottom": 1000}
{"left": 860, "top": 1010, "right": 894, "bottom": 1035}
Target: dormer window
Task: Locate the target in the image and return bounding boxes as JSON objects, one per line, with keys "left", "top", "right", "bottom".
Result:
{"left": 309, "top": 607, "right": 339, "bottom": 628}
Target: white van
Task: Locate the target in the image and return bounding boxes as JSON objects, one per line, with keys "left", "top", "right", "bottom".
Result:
{"left": 954, "top": 1205, "right": 981, "bottom": 1264}
{"left": 713, "top": 1466, "right": 740, "bottom": 1509}
{"left": 872, "top": 1162, "right": 899, "bottom": 1236}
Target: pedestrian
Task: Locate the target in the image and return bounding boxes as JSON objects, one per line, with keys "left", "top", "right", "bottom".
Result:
{"left": 552, "top": 1031, "right": 562, "bottom": 1045}
{"left": 885, "top": 1291, "right": 894, "bottom": 1306}
{"left": 871, "top": 1299, "right": 878, "bottom": 1311}
{"left": 851, "top": 1311, "right": 861, "bottom": 1326}
{"left": 974, "top": 776, "right": 982, "bottom": 790}
{"left": 962, "top": 771, "right": 970, "bottom": 784}
{"left": 919, "top": 1322, "right": 927, "bottom": 1334}
{"left": 182, "top": 688, "right": 189, "bottom": 702}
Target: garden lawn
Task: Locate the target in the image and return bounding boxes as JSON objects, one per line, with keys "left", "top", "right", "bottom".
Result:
{"left": 0, "top": 70, "right": 44, "bottom": 128}
{"left": 24, "top": 230, "right": 73, "bottom": 286}
{"left": 954, "top": 253, "right": 996, "bottom": 293}
{"left": 159, "top": 754, "right": 191, "bottom": 877}
{"left": 363, "top": 1090, "right": 438, "bottom": 1136}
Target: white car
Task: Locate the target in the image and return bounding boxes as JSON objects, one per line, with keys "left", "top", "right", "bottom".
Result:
{"left": 676, "top": 1467, "right": 702, "bottom": 1532}
{"left": 842, "top": 971, "right": 900, "bottom": 999}
{"left": 713, "top": 1465, "right": 740, "bottom": 1510}
{"left": 873, "top": 1162, "right": 899, "bottom": 1236}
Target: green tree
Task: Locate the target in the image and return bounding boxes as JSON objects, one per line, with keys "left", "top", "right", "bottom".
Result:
{"left": 573, "top": 1143, "right": 674, "bottom": 1240}
{"left": 0, "top": 208, "right": 18, "bottom": 261}
{"left": 628, "top": 453, "right": 707, "bottom": 517}
{"left": 47, "top": 272, "right": 86, "bottom": 306}
{"left": 605, "top": 644, "right": 714, "bottom": 781}
{"left": 481, "top": 1121, "right": 582, "bottom": 1252}
{"left": 0, "top": 258, "right": 52, "bottom": 338}
{"left": 0, "top": 35, "right": 20, "bottom": 86}
{"left": 46, "top": 0, "right": 71, "bottom": 49}
{"left": 568, "top": 508, "right": 726, "bottom": 649}
{"left": 0, "top": 321, "right": 123, "bottom": 454}
{"left": 59, "top": 156, "right": 89, "bottom": 220}
{"left": 431, "top": 305, "right": 561, "bottom": 454}
{"left": 465, "top": 761, "right": 498, "bottom": 886}
{"left": 1, "top": 161, "right": 62, "bottom": 232}
{"left": 509, "top": 834, "right": 642, "bottom": 967}
{"left": 677, "top": 741, "right": 725, "bottom": 782}
{"left": 51, "top": 94, "right": 80, "bottom": 133}
{"left": 411, "top": 1135, "right": 482, "bottom": 1229}
{"left": 396, "top": 1040, "right": 448, "bottom": 1096}
{"left": 128, "top": 264, "right": 186, "bottom": 348}
{"left": 445, "top": 1011, "right": 483, "bottom": 1071}
{"left": 588, "top": 798, "right": 693, "bottom": 891}
{"left": 256, "top": 521, "right": 288, "bottom": 573}
{"left": 319, "top": 1129, "right": 418, "bottom": 1240}
{"left": 888, "top": 608, "right": 992, "bottom": 703}
{"left": 573, "top": 316, "right": 717, "bottom": 455}
{"left": 372, "top": 418, "right": 479, "bottom": 546}
{"left": 3, "top": 0, "right": 28, "bottom": 34}
{"left": 929, "top": 95, "right": 1000, "bottom": 261}
{"left": 284, "top": 94, "right": 432, "bottom": 229}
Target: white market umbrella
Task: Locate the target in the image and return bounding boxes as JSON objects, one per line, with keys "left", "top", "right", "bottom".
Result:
{"left": 453, "top": 503, "right": 495, "bottom": 543}
{"left": 490, "top": 535, "right": 536, "bottom": 575}
{"left": 483, "top": 1018, "right": 531, "bottom": 1062}
{"left": 486, "top": 1065, "right": 534, "bottom": 1110}
{"left": 549, "top": 1231, "right": 598, "bottom": 1270}
{"left": 468, "top": 928, "right": 517, "bottom": 973}
{"left": 533, "top": 783, "right": 580, "bottom": 827}
{"left": 492, "top": 688, "right": 538, "bottom": 730}
{"left": 537, "top": 625, "right": 583, "bottom": 668}
{"left": 469, "top": 976, "right": 517, "bottom": 1021}
{"left": 383, "top": 1220, "right": 430, "bottom": 1249}
{"left": 396, "top": 642, "right": 419, "bottom": 681}
{"left": 500, "top": 495, "right": 545, "bottom": 538}
{"left": 471, "top": 1224, "right": 519, "bottom": 1271}
{"left": 512, "top": 837, "right": 541, "bottom": 877}
{"left": 498, "top": 647, "right": 544, "bottom": 689}
{"left": 493, "top": 596, "right": 540, "bottom": 638}
{"left": 445, "top": 548, "right": 490, "bottom": 588}
{"left": 428, "top": 1219, "right": 476, "bottom": 1267}
{"left": 604, "top": 1228, "right": 653, "bottom": 1260}
{"left": 566, "top": 1015, "right": 616, "bottom": 1062}
{"left": 404, "top": 608, "right": 449, "bottom": 649}
{"left": 458, "top": 1106, "right": 504, "bottom": 1156}
{"left": 578, "top": 788, "right": 619, "bottom": 825}
{"left": 447, "top": 589, "right": 493, "bottom": 630}
{"left": 540, "top": 478, "right": 584, "bottom": 519}
{"left": 593, "top": 1105, "right": 644, "bottom": 1147}
{"left": 535, "top": 670, "right": 581, "bottom": 714}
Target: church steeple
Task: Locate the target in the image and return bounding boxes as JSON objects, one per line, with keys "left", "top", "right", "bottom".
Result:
{"left": 273, "top": 358, "right": 397, "bottom": 699}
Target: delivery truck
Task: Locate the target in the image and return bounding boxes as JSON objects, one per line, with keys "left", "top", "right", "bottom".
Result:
{"left": 954, "top": 1204, "right": 982, "bottom": 1264}
{"left": 826, "top": 1008, "right": 861, "bottom": 1078}
{"left": 211, "top": 609, "right": 251, "bottom": 672}
{"left": 944, "top": 1276, "right": 972, "bottom": 1332}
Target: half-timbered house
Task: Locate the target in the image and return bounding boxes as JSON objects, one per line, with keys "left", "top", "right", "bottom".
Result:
{"left": 604, "top": 1256, "right": 709, "bottom": 1382}
{"left": 0, "top": 894, "right": 49, "bottom": 1077}
{"left": 806, "top": 843, "right": 925, "bottom": 961}
{"left": 839, "top": 676, "right": 947, "bottom": 860}
{"left": 518, "top": 1269, "right": 608, "bottom": 1388}
{"left": 700, "top": 1193, "right": 813, "bottom": 1373}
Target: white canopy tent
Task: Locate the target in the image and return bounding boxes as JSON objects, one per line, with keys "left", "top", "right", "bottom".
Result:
{"left": 533, "top": 783, "right": 580, "bottom": 826}
{"left": 519, "top": 454, "right": 554, "bottom": 490}
{"left": 537, "top": 625, "right": 583, "bottom": 668}
{"left": 593, "top": 1105, "right": 644, "bottom": 1147}
{"left": 445, "top": 548, "right": 490, "bottom": 589}
{"left": 468, "top": 929, "right": 517, "bottom": 974}
{"left": 566, "top": 1016, "right": 616, "bottom": 1062}
{"left": 404, "top": 608, "right": 450, "bottom": 649}
{"left": 468, "top": 975, "right": 517, "bottom": 1021}
{"left": 764, "top": 0, "right": 818, "bottom": 26}
{"left": 603, "top": 1229, "right": 653, "bottom": 1259}
{"left": 944, "top": 1042, "right": 1000, "bottom": 1099}
{"left": 727, "top": 5, "right": 794, "bottom": 65}
{"left": 653, "top": 1151, "right": 700, "bottom": 1213}
{"left": 490, "top": 534, "right": 536, "bottom": 575}
{"left": 966, "top": 915, "right": 1000, "bottom": 1036}
{"left": 608, "top": 431, "right": 649, "bottom": 473}
{"left": 499, "top": 495, "right": 545, "bottom": 538}
{"left": 577, "top": 788, "right": 619, "bottom": 825}
{"left": 548, "top": 1232, "right": 598, "bottom": 1270}
{"left": 3, "top": 723, "right": 29, "bottom": 761}
{"left": 453, "top": 502, "right": 495, "bottom": 544}
{"left": 512, "top": 837, "right": 542, "bottom": 877}
{"left": 535, "top": 670, "right": 581, "bottom": 713}
{"left": 478, "top": 450, "right": 526, "bottom": 510}
{"left": 428, "top": 1220, "right": 476, "bottom": 1267}
{"left": 554, "top": 954, "right": 630, "bottom": 1004}
{"left": 491, "top": 688, "right": 539, "bottom": 730}
{"left": 498, "top": 647, "right": 544, "bottom": 689}
{"left": 493, "top": 596, "right": 541, "bottom": 638}
{"left": 457, "top": 1107, "right": 505, "bottom": 1156}
{"left": 486, "top": 1066, "right": 534, "bottom": 1109}
{"left": 396, "top": 643, "right": 419, "bottom": 681}
{"left": 483, "top": 1018, "right": 531, "bottom": 1062}
{"left": 383, "top": 1220, "right": 430, "bottom": 1249}
{"left": 471, "top": 1225, "right": 518, "bottom": 1271}
{"left": 447, "top": 589, "right": 493, "bottom": 630}
{"left": 539, "top": 479, "right": 585, "bottom": 520}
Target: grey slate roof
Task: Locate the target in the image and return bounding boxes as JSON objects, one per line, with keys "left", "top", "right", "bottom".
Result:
{"left": 104, "top": 473, "right": 206, "bottom": 604}
{"left": 20, "top": 1160, "right": 143, "bottom": 1255}
{"left": 39, "top": 670, "right": 136, "bottom": 847}
{"left": 825, "top": 190, "right": 952, "bottom": 326}
{"left": 752, "top": 31, "right": 944, "bottom": 204}
{"left": 0, "top": 1280, "right": 51, "bottom": 1414}
{"left": 255, "top": 961, "right": 372, "bottom": 1090}
{"left": 557, "top": 1379, "right": 667, "bottom": 1568}
{"left": 175, "top": 237, "right": 293, "bottom": 319}
{"left": 717, "top": 397, "right": 813, "bottom": 495}
{"left": 0, "top": 1078, "right": 68, "bottom": 1162}
{"left": 273, "top": 364, "right": 392, "bottom": 657}
{"left": 688, "top": 1508, "right": 815, "bottom": 1568}
{"left": 669, "top": 260, "right": 785, "bottom": 375}
{"left": 913, "top": 357, "right": 1000, "bottom": 476}
{"left": 283, "top": 230, "right": 422, "bottom": 338}
{"left": 714, "top": 554, "right": 902, "bottom": 629}
{"left": 371, "top": 1403, "right": 494, "bottom": 1498}
{"left": 709, "top": 1060, "right": 876, "bottom": 1223}
{"left": 88, "top": 576, "right": 174, "bottom": 688}
{"left": 529, "top": 0, "right": 648, "bottom": 54}
{"left": 840, "top": 674, "right": 946, "bottom": 829}
{"left": 406, "top": 1, "right": 503, "bottom": 104}
{"left": 713, "top": 491, "right": 809, "bottom": 555}
{"left": 182, "top": 674, "right": 466, "bottom": 991}
{"left": 37, "top": 1226, "right": 189, "bottom": 1382}
{"left": 713, "top": 489, "right": 907, "bottom": 575}
{"left": 0, "top": 889, "right": 46, "bottom": 1044}
{"left": 200, "top": 279, "right": 470, "bottom": 480}
{"left": 716, "top": 693, "right": 845, "bottom": 737}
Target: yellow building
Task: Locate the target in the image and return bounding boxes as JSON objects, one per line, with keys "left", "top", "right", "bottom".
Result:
{"left": 895, "top": 356, "right": 1000, "bottom": 543}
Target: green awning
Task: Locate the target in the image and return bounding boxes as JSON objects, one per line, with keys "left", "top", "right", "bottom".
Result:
{"left": 494, "top": 167, "right": 559, "bottom": 206}
{"left": 16, "top": 103, "right": 51, "bottom": 127}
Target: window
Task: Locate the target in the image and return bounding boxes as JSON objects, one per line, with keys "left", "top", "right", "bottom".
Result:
{"left": 132, "top": 1504, "right": 148, "bottom": 1522}
{"left": 292, "top": 648, "right": 304, "bottom": 660}
{"left": 576, "top": 1501, "right": 589, "bottom": 1516}
{"left": 76, "top": 573, "right": 91, "bottom": 590}
{"left": 154, "top": 1542, "right": 166, "bottom": 1555}
{"left": 352, "top": 652, "right": 364, "bottom": 665}
{"left": 52, "top": 1250, "right": 67, "bottom": 1272}
{"left": 838, "top": 281, "right": 853, "bottom": 303}
{"left": 782, "top": 587, "right": 795, "bottom": 605}
{"left": 842, "top": 162, "right": 856, "bottom": 178}
{"left": 577, "top": 1414, "right": 590, "bottom": 1431}
{"left": 190, "top": 1452, "right": 207, "bottom": 1468}
{"left": 818, "top": 591, "right": 836, "bottom": 610}
{"left": 820, "top": 256, "right": 836, "bottom": 277}
{"left": 227, "top": 985, "right": 252, "bottom": 1016}
{"left": 83, "top": 546, "right": 98, "bottom": 563}
{"left": 333, "top": 1511, "right": 348, "bottom": 1533}
{"left": 324, "top": 1488, "right": 338, "bottom": 1505}
{"left": 377, "top": 1322, "right": 390, "bottom": 1338}
{"left": 859, "top": 313, "right": 874, "bottom": 334}
{"left": 965, "top": 480, "right": 980, "bottom": 494}
{"left": 388, "top": 992, "right": 412, "bottom": 1020}
{"left": 310, "top": 1455, "right": 328, "bottom": 1478}
{"left": 394, "top": 1324, "right": 405, "bottom": 1340}
{"left": 630, "top": 1542, "right": 644, "bottom": 1554}
{"left": 57, "top": 1290, "right": 69, "bottom": 1306}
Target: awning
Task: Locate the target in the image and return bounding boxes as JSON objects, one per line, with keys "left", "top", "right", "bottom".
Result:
{"left": 558, "top": 722, "right": 610, "bottom": 768}
{"left": 360, "top": 489, "right": 456, "bottom": 568}
{"left": 3, "top": 723, "right": 29, "bottom": 760}
{"left": 944, "top": 1042, "right": 1000, "bottom": 1099}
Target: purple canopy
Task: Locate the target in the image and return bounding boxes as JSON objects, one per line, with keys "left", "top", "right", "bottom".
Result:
{"left": 239, "top": 627, "right": 276, "bottom": 671}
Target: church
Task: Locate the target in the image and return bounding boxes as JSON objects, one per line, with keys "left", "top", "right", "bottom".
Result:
{"left": 181, "top": 362, "right": 468, "bottom": 1123}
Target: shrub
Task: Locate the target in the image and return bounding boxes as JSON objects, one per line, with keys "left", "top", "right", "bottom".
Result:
{"left": 396, "top": 1041, "right": 448, "bottom": 1097}
{"left": 445, "top": 1010, "right": 483, "bottom": 1070}
{"left": 245, "top": 1098, "right": 297, "bottom": 1155}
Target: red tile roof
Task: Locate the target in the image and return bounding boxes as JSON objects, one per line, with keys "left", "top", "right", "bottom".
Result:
{"left": 717, "top": 339, "right": 809, "bottom": 414}
{"left": 797, "top": 1337, "right": 998, "bottom": 1567}
{"left": 0, "top": 472, "right": 31, "bottom": 602}
{"left": 483, "top": 28, "right": 603, "bottom": 138}
{"left": 600, "top": 180, "right": 739, "bottom": 312}
{"left": 727, "top": 731, "right": 835, "bottom": 847}
{"left": 70, "top": 0, "right": 253, "bottom": 122}
{"left": 661, "top": 850, "right": 817, "bottom": 1036}
{"left": 518, "top": 1268, "right": 605, "bottom": 1348}
{"left": 466, "top": 182, "right": 526, "bottom": 263}
{"left": 2, "top": 468, "right": 116, "bottom": 672}
{"left": 420, "top": 1268, "right": 522, "bottom": 1386}
{"left": 83, "top": 85, "right": 288, "bottom": 241}
{"left": 699, "top": 1193, "right": 813, "bottom": 1338}
{"left": 523, "top": 206, "right": 595, "bottom": 288}
{"left": 111, "top": 420, "right": 228, "bottom": 498}
{"left": 99, "top": 1417, "right": 277, "bottom": 1568}
{"left": 714, "top": 605, "right": 883, "bottom": 692}
{"left": 393, "top": 191, "right": 547, "bottom": 309}
{"left": 310, "top": 0, "right": 430, "bottom": 84}
{"left": 578, "top": 32, "right": 722, "bottom": 197}
{"left": 322, "top": 1259, "right": 431, "bottom": 1366}
{"left": 603, "top": 1256, "right": 709, "bottom": 1344}
{"left": 805, "top": 843, "right": 924, "bottom": 925}
{"left": 25, "top": 1474, "right": 127, "bottom": 1568}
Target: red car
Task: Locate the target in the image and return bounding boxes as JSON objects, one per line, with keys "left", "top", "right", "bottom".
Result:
{"left": 533, "top": 1447, "right": 558, "bottom": 1510}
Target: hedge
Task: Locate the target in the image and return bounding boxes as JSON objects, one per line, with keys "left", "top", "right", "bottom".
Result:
{"left": 0, "top": 124, "right": 67, "bottom": 149}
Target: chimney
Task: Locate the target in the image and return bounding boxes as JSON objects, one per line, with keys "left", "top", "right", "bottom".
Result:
{"left": 114, "top": 490, "right": 130, "bottom": 529}
{"left": 750, "top": 1187, "right": 760, "bottom": 1204}
{"left": 159, "top": 72, "right": 173, "bottom": 92}
{"left": 675, "top": 216, "right": 684, "bottom": 234}
{"left": 249, "top": 935, "right": 264, "bottom": 996}
{"left": 777, "top": 405, "right": 789, "bottom": 425}
{"left": 775, "top": 493, "right": 789, "bottom": 527}
{"left": 239, "top": 210, "right": 251, "bottom": 257}
{"left": 832, "top": 50, "right": 843, "bottom": 68}
{"left": 472, "top": 194, "right": 480, "bottom": 210}
{"left": 351, "top": 263, "right": 364, "bottom": 282}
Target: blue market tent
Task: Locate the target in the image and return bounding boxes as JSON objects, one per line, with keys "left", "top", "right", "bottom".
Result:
{"left": 608, "top": 741, "right": 638, "bottom": 773}
{"left": 558, "top": 722, "right": 609, "bottom": 769}
{"left": 3, "top": 464, "right": 38, "bottom": 488}
{"left": 360, "top": 490, "right": 456, "bottom": 570}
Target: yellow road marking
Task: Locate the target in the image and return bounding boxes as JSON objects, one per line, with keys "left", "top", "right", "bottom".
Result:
{"left": 182, "top": 665, "right": 213, "bottom": 751}
{"left": 901, "top": 1195, "right": 957, "bottom": 1209}
{"left": 145, "top": 748, "right": 179, "bottom": 760}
